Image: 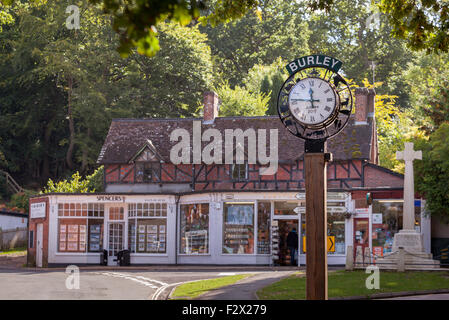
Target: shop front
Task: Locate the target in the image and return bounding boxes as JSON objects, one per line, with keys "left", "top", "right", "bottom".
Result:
{"left": 351, "top": 197, "right": 431, "bottom": 261}
{"left": 28, "top": 192, "right": 356, "bottom": 267}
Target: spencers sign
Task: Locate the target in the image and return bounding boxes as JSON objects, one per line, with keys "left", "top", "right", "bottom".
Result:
{"left": 95, "top": 195, "right": 125, "bottom": 202}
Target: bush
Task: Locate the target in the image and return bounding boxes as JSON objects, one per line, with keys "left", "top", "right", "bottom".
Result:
{"left": 41, "top": 166, "right": 104, "bottom": 194}
{"left": 7, "top": 190, "right": 37, "bottom": 213}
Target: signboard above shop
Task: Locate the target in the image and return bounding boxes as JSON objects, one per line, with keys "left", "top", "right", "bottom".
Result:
{"left": 30, "top": 202, "right": 46, "bottom": 219}
{"left": 95, "top": 195, "right": 125, "bottom": 202}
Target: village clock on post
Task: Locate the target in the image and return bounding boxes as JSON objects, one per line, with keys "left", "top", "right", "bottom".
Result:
{"left": 277, "top": 55, "right": 353, "bottom": 300}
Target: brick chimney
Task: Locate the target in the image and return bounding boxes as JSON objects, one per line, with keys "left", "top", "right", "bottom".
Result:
{"left": 354, "top": 87, "right": 378, "bottom": 164}
{"left": 203, "top": 91, "right": 219, "bottom": 124}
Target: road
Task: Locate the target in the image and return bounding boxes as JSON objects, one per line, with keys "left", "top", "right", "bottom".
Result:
{"left": 0, "top": 267, "right": 294, "bottom": 300}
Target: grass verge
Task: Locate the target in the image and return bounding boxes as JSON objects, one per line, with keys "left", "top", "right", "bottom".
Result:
{"left": 257, "top": 270, "right": 449, "bottom": 299}
{"left": 0, "top": 247, "right": 27, "bottom": 255}
{"left": 171, "top": 274, "right": 252, "bottom": 300}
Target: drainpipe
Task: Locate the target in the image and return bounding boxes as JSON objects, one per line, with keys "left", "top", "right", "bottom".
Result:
{"left": 175, "top": 194, "right": 181, "bottom": 265}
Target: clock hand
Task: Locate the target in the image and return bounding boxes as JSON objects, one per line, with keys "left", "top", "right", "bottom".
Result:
{"left": 309, "top": 88, "right": 316, "bottom": 109}
{"left": 291, "top": 98, "right": 320, "bottom": 102}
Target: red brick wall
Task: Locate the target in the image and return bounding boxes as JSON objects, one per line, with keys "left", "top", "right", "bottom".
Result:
{"left": 28, "top": 196, "right": 50, "bottom": 267}
{"left": 364, "top": 165, "right": 403, "bottom": 188}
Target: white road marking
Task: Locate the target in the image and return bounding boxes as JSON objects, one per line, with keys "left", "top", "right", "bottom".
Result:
{"left": 218, "top": 272, "right": 236, "bottom": 276}
{"left": 96, "top": 272, "right": 168, "bottom": 289}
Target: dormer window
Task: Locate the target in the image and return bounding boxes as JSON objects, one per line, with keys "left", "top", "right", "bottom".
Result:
{"left": 136, "top": 162, "right": 160, "bottom": 182}
{"left": 231, "top": 163, "right": 248, "bottom": 181}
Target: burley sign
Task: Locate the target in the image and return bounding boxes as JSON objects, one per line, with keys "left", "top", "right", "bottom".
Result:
{"left": 286, "top": 55, "right": 343, "bottom": 75}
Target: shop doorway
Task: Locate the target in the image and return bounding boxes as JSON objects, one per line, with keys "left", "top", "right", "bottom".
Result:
{"left": 353, "top": 218, "right": 369, "bottom": 259}
{"left": 276, "top": 219, "right": 299, "bottom": 266}
{"left": 36, "top": 223, "right": 43, "bottom": 267}
{"left": 107, "top": 223, "right": 124, "bottom": 266}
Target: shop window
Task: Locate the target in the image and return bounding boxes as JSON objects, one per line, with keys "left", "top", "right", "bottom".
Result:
{"left": 29, "top": 231, "right": 34, "bottom": 248}
{"left": 88, "top": 219, "right": 104, "bottom": 252}
{"left": 128, "top": 202, "right": 167, "bottom": 217}
{"left": 128, "top": 220, "right": 136, "bottom": 253}
{"left": 222, "top": 202, "right": 254, "bottom": 254}
{"left": 257, "top": 202, "right": 271, "bottom": 254}
{"left": 58, "top": 203, "right": 103, "bottom": 217}
{"left": 371, "top": 200, "right": 408, "bottom": 256}
{"left": 180, "top": 204, "right": 209, "bottom": 254}
{"left": 58, "top": 220, "right": 87, "bottom": 252}
{"left": 231, "top": 163, "right": 248, "bottom": 181}
{"left": 300, "top": 210, "right": 346, "bottom": 255}
{"left": 327, "top": 212, "right": 346, "bottom": 255}
{"left": 274, "top": 201, "right": 298, "bottom": 216}
{"left": 109, "top": 207, "right": 124, "bottom": 220}
{"left": 134, "top": 219, "right": 167, "bottom": 253}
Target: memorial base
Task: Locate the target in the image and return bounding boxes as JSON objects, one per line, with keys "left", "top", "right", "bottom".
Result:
{"left": 374, "top": 230, "right": 440, "bottom": 271}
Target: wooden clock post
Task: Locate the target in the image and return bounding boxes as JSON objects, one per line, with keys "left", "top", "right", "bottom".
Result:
{"left": 304, "top": 140, "right": 331, "bottom": 300}
{"left": 277, "top": 55, "right": 353, "bottom": 301}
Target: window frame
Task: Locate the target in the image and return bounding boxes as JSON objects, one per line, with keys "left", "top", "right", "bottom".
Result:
{"left": 231, "top": 162, "right": 248, "bottom": 181}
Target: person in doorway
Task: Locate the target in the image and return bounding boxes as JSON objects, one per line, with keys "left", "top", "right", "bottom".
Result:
{"left": 287, "top": 227, "right": 299, "bottom": 266}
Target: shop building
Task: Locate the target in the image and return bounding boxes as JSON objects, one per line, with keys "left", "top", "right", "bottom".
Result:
{"left": 28, "top": 89, "right": 431, "bottom": 267}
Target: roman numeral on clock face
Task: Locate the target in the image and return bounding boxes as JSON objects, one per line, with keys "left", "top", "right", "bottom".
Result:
{"left": 324, "top": 106, "right": 331, "bottom": 112}
{"left": 309, "top": 80, "right": 314, "bottom": 86}
{"left": 327, "top": 97, "right": 333, "bottom": 102}
{"left": 310, "top": 116, "right": 315, "bottom": 122}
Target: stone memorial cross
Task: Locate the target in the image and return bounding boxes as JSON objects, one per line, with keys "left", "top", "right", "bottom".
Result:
{"left": 396, "top": 142, "right": 422, "bottom": 231}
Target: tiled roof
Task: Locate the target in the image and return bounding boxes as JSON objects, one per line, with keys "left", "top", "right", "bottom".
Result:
{"left": 97, "top": 115, "right": 373, "bottom": 164}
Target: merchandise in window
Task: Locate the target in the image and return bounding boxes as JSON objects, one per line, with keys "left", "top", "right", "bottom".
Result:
{"left": 58, "top": 219, "right": 87, "bottom": 252}
{"left": 257, "top": 202, "right": 271, "bottom": 254}
{"left": 327, "top": 212, "right": 345, "bottom": 255}
{"left": 180, "top": 204, "right": 209, "bottom": 254}
{"left": 371, "top": 200, "right": 408, "bottom": 256}
{"left": 274, "top": 201, "right": 298, "bottom": 216}
{"left": 88, "top": 219, "right": 104, "bottom": 252}
{"left": 222, "top": 203, "right": 254, "bottom": 254}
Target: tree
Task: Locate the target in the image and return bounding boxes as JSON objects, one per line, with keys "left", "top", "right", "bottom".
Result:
{"left": 415, "top": 123, "right": 449, "bottom": 223}
{"left": 307, "top": 0, "right": 416, "bottom": 108}
{"left": 201, "top": 0, "right": 310, "bottom": 87}
{"left": 403, "top": 52, "right": 449, "bottom": 133}
{"left": 242, "top": 58, "right": 287, "bottom": 115}
{"left": 213, "top": 81, "right": 269, "bottom": 116}
{"left": 309, "top": 0, "right": 449, "bottom": 53}
{"left": 128, "top": 21, "right": 214, "bottom": 118}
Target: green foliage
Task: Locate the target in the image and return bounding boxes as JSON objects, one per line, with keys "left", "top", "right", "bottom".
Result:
{"left": 42, "top": 166, "right": 104, "bottom": 193}
{"left": 415, "top": 123, "right": 449, "bottom": 222}
{"left": 42, "top": 171, "right": 93, "bottom": 193}
{"left": 243, "top": 59, "right": 287, "bottom": 115}
{"left": 85, "top": 166, "right": 104, "bottom": 192}
{"left": 7, "top": 190, "right": 37, "bottom": 213}
{"left": 309, "top": 0, "right": 449, "bottom": 53}
{"left": 404, "top": 52, "right": 449, "bottom": 133}
{"left": 213, "top": 81, "right": 269, "bottom": 116}
{"left": 201, "top": 0, "right": 309, "bottom": 87}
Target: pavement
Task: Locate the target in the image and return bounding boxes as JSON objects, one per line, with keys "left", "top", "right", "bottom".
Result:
{"left": 195, "top": 271, "right": 298, "bottom": 300}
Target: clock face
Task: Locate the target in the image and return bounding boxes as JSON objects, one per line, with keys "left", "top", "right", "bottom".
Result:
{"left": 288, "top": 78, "right": 337, "bottom": 126}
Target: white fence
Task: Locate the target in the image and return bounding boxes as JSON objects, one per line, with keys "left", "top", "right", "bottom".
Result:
{"left": 0, "top": 228, "right": 27, "bottom": 250}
